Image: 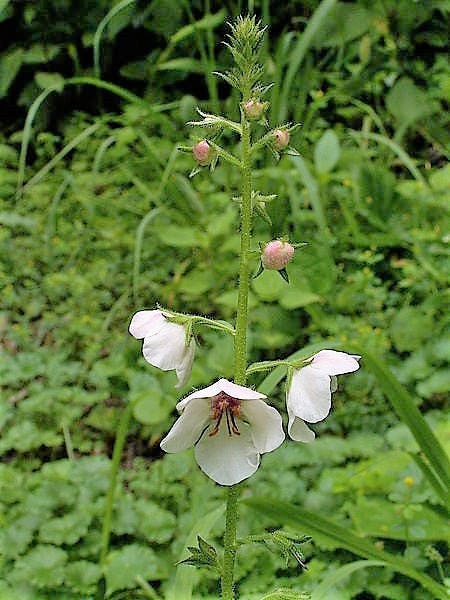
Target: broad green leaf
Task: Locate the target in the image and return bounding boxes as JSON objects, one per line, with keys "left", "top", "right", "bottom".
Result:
{"left": 245, "top": 498, "right": 447, "bottom": 599}
{"left": 311, "top": 560, "right": 385, "bottom": 600}
{"left": 64, "top": 561, "right": 102, "bottom": 593}
{"left": 386, "top": 77, "right": 432, "bottom": 129}
{"left": 390, "top": 306, "right": 433, "bottom": 352}
{"left": 105, "top": 544, "right": 168, "bottom": 596}
{"left": 167, "top": 506, "right": 223, "bottom": 600}
{"left": 0, "top": 48, "right": 23, "bottom": 98}
{"left": 314, "top": 130, "right": 341, "bottom": 174}
{"left": 12, "top": 545, "right": 67, "bottom": 588}
{"left": 347, "top": 497, "right": 450, "bottom": 541}
{"left": 35, "top": 72, "right": 64, "bottom": 91}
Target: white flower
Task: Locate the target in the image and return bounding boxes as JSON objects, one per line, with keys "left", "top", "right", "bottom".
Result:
{"left": 129, "top": 310, "right": 195, "bottom": 388}
{"left": 287, "top": 350, "right": 361, "bottom": 443}
{"left": 160, "top": 378, "right": 285, "bottom": 486}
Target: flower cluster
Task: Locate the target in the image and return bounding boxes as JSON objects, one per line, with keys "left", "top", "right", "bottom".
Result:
{"left": 129, "top": 310, "right": 360, "bottom": 486}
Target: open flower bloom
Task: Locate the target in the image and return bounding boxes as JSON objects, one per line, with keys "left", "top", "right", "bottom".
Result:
{"left": 287, "top": 350, "right": 361, "bottom": 443}
{"left": 161, "top": 378, "right": 285, "bottom": 486}
{"left": 129, "top": 310, "right": 195, "bottom": 388}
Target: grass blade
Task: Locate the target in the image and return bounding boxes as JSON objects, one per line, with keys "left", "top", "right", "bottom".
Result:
{"left": 274, "top": 0, "right": 338, "bottom": 122}
{"left": 245, "top": 497, "right": 447, "bottom": 599}
{"left": 360, "top": 349, "right": 450, "bottom": 495}
{"left": 93, "top": 0, "right": 136, "bottom": 79}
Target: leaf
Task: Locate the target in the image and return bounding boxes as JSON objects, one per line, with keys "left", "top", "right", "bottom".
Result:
{"left": 12, "top": 545, "right": 67, "bottom": 588}
{"left": 0, "top": 48, "right": 24, "bottom": 98}
{"left": 386, "top": 77, "right": 432, "bottom": 129}
{"left": 64, "top": 561, "right": 102, "bottom": 593}
{"left": 170, "top": 9, "right": 227, "bottom": 45}
{"left": 390, "top": 306, "right": 433, "bottom": 352}
{"left": 360, "top": 350, "right": 450, "bottom": 500}
{"left": 245, "top": 498, "right": 447, "bottom": 599}
{"left": 105, "top": 544, "right": 168, "bottom": 596}
{"left": 156, "top": 58, "right": 206, "bottom": 74}
{"left": 311, "top": 561, "right": 385, "bottom": 600}
{"left": 347, "top": 497, "right": 450, "bottom": 541}
{"left": 167, "top": 506, "right": 223, "bottom": 600}
{"left": 35, "top": 72, "right": 64, "bottom": 91}
{"left": 314, "top": 130, "right": 341, "bottom": 174}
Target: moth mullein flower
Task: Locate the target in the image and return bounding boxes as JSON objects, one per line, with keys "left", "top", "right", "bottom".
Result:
{"left": 286, "top": 350, "right": 361, "bottom": 442}
{"left": 261, "top": 240, "right": 295, "bottom": 271}
{"left": 129, "top": 310, "right": 195, "bottom": 388}
{"left": 273, "top": 129, "right": 290, "bottom": 150}
{"left": 192, "top": 140, "right": 214, "bottom": 166}
{"left": 160, "top": 378, "right": 285, "bottom": 486}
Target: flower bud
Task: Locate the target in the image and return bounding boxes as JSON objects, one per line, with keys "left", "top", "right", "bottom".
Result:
{"left": 273, "top": 129, "right": 290, "bottom": 150}
{"left": 193, "top": 140, "right": 213, "bottom": 166}
{"left": 261, "top": 240, "right": 295, "bottom": 270}
{"left": 243, "top": 99, "right": 266, "bottom": 121}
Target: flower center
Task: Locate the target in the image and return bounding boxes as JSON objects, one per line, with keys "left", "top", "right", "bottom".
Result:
{"left": 209, "top": 391, "right": 241, "bottom": 437}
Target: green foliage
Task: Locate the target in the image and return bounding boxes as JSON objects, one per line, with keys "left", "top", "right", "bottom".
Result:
{"left": 0, "top": 1, "right": 449, "bottom": 598}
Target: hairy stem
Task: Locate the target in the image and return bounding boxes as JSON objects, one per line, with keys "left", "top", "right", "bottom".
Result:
{"left": 221, "top": 115, "right": 252, "bottom": 600}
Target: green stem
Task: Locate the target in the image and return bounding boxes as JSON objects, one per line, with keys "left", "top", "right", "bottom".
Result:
{"left": 100, "top": 402, "right": 133, "bottom": 569}
{"left": 234, "top": 118, "right": 252, "bottom": 385}
{"left": 221, "top": 115, "right": 253, "bottom": 600}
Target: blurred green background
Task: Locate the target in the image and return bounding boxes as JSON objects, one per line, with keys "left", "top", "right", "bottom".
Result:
{"left": 0, "top": 0, "right": 449, "bottom": 598}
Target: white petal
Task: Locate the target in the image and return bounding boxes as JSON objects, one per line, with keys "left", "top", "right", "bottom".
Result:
{"left": 160, "top": 398, "right": 209, "bottom": 453}
{"left": 287, "top": 411, "right": 316, "bottom": 443}
{"left": 129, "top": 310, "right": 165, "bottom": 339}
{"left": 241, "top": 400, "right": 285, "bottom": 453}
{"left": 194, "top": 422, "right": 260, "bottom": 486}
{"left": 177, "top": 378, "right": 265, "bottom": 410}
{"left": 287, "top": 365, "right": 332, "bottom": 423}
{"left": 142, "top": 320, "right": 187, "bottom": 370}
{"left": 175, "top": 339, "right": 196, "bottom": 389}
{"left": 311, "top": 350, "right": 361, "bottom": 376}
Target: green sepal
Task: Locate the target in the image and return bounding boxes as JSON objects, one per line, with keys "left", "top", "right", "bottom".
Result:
{"left": 177, "top": 535, "right": 221, "bottom": 572}
{"left": 253, "top": 261, "right": 264, "bottom": 279}
{"left": 278, "top": 268, "right": 290, "bottom": 283}
{"left": 189, "top": 166, "right": 202, "bottom": 178}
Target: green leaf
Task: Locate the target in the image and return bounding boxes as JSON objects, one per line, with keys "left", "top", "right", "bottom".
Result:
{"left": 245, "top": 498, "right": 447, "bottom": 599}
{"left": 390, "top": 306, "right": 433, "bottom": 352}
{"left": 0, "top": 48, "right": 24, "bottom": 98}
{"left": 386, "top": 77, "right": 432, "bottom": 130}
{"left": 35, "top": 72, "right": 64, "bottom": 91}
{"left": 64, "top": 561, "right": 102, "bottom": 593}
{"left": 170, "top": 9, "right": 227, "bottom": 44}
{"left": 347, "top": 497, "right": 449, "bottom": 541}
{"left": 167, "top": 506, "right": 223, "bottom": 600}
{"left": 360, "top": 350, "right": 450, "bottom": 500}
{"left": 12, "top": 545, "right": 67, "bottom": 588}
{"left": 105, "top": 544, "right": 168, "bottom": 596}
{"left": 311, "top": 560, "right": 385, "bottom": 600}
{"left": 314, "top": 130, "right": 341, "bottom": 174}
{"left": 156, "top": 58, "right": 206, "bottom": 74}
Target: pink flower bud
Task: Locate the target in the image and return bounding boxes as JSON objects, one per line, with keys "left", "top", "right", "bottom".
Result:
{"left": 261, "top": 240, "right": 295, "bottom": 270}
{"left": 193, "top": 140, "right": 213, "bottom": 166}
{"left": 243, "top": 99, "right": 266, "bottom": 121}
{"left": 273, "top": 129, "right": 290, "bottom": 150}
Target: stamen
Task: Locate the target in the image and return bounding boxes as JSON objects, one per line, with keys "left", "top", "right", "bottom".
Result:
{"left": 209, "top": 391, "right": 242, "bottom": 437}
{"left": 230, "top": 411, "right": 240, "bottom": 435}
{"left": 209, "top": 410, "right": 223, "bottom": 436}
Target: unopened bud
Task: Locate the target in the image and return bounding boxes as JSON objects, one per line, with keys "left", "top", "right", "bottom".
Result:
{"left": 243, "top": 99, "right": 266, "bottom": 121}
{"left": 193, "top": 140, "right": 213, "bottom": 166}
{"left": 262, "top": 240, "right": 295, "bottom": 270}
{"left": 273, "top": 129, "right": 290, "bottom": 150}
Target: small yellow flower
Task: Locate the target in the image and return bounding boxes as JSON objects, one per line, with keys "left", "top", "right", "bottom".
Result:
{"left": 403, "top": 476, "right": 414, "bottom": 486}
